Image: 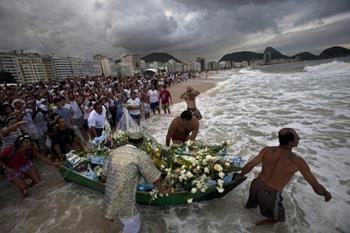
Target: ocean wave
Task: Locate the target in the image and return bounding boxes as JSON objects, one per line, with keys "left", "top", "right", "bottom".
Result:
{"left": 304, "top": 60, "right": 350, "bottom": 74}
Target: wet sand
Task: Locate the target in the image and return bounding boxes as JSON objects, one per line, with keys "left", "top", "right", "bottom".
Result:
{"left": 167, "top": 77, "right": 218, "bottom": 104}
{"left": 0, "top": 76, "right": 219, "bottom": 233}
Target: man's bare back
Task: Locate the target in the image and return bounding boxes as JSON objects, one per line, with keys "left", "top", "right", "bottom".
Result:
{"left": 236, "top": 128, "right": 331, "bottom": 225}
{"left": 180, "top": 86, "right": 199, "bottom": 109}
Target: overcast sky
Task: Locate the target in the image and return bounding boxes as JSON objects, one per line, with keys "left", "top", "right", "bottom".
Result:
{"left": 1, "top": 0, "right": 350, "bottom": 61}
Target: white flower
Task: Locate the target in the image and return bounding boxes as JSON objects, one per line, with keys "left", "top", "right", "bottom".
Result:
{"left": 218, "top": 172, "right": 225, "bottom": 178}
{"left": 187, "top": 198, "right": 193, "bottom": 204}
{"left": 201, "top": 188, "right": 206, "bottom": 192}
{"left": 191, "top": 188, "right": 197, "bottom": 193}
{"left": 196, "top": 166, "right": 200, "bottom": 170}
{"left": 224, "top": 162, "right": 230, "bottom": 167}
{"left": 217, "top": 179, "right": 224, "bottom": 187}
{"left": 204, "top": 167, "right": 210, "bottom": 174}
{"left": 186, "top": 171, "right": 193, "bottom": 178}
{"left": 160, "top": 164, "right": 165, "bottom": 169}
{"left": 216, "top": 187, "right": 224, "bottom": 193}
{"left": 213, "top": 164, "right": 223, "bottom": 172}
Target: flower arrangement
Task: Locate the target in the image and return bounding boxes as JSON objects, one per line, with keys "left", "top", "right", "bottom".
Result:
{"left": 140, "top": 137, "right": 242, "bottom": 201}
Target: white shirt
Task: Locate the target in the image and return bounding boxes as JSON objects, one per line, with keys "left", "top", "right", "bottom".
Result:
{"left": 147, "top": 89, "right": 158, "bottom": 103}
{"left": 88, "top": 106, "right": 107, "bottom": 129}
{"left": 127, "top": 98, "right": 141, "bottom": 115}
{"left": 68, "top": 101, "right": 83, "bottom": 119}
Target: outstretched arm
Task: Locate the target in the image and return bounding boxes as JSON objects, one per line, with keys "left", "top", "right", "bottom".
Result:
{"left": 189, "top": 120, "right": 199, "bottom": 141}
{"left": 33, "top": 149, "right": 61, "bottom": 166}
{"left": 235, "top": 148, "right": 265, "bottom": 180}
{"left": 166, "top": 120, "right": 176, "bottom": 146}
{"left": 297, "top": 158, "right": 332, "bottom": 201}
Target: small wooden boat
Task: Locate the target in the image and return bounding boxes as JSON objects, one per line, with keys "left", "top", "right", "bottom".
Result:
{"left": 59, "top": 165, "right": 246, "bottom": 206}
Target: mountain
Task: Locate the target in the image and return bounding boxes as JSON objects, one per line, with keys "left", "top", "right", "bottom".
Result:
{"left": 219, "top": 47, "right": 288, "bottom": 62}
{"left": 142, "top": 52, "right": 182, "bottom": 63}
{"left": 292, "top": 52, "right": 318, "bottom": 61}
{"left": 219, "top": 51, "right": 262, "bottom": 62}
{"left": 219, "top": 46, "right": 350, "bottom": 63}
{"left": 264, "top": 47, "right": 289, "bottom": 59}
{"left": 318, "top": 46, "right": 350, "bottom": 59}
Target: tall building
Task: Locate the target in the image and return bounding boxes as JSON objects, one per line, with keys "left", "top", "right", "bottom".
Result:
{"left": 119, "top": 54, "right": 141, "bottom": 76}
{"left": 17, "top": 53, "right": 47, "bottom": 83}
{"left": 264, "top": 52, "right": 271, "bottom": 64}
{"left": 42, "top": 56, "right": 57, "bottom": 81}
{"left": 0, "top": 51, "right": 23, "bottom": 82}
{"left": 69, "top": 57, "right": 84, "bottom": 76}
{"left": 93, "top": 54, "right": 112, "bottom": 76}
{"left": 82, "top": 59, "right": 101, "bottom": 76}
{"left": 52, "top": 56, "right": 73, "bottom": 80}
{"left": 196, "top": 57, "right": 206, "bottom": 71}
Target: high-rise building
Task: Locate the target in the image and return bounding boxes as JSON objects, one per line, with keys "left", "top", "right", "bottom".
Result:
{"left": 264, "top": 52, "right": 271, "bottom": 64}
{"left": 42, "top": 56, "right": 57, "bottom": 81}
{"left": 0, "top": 51, "right": 23, "bottom": 82}
{"left": 93, "top": 54, "right": 112, "bottom": 76}
{"left": 120, "top": 54, "right": 141, "bottom": 76}
{"left": 52, "top": 56, "right": 73, "bottom": 80}
{"left": 196, "top": 57, "right": 206, "bottom": 71}
{"left": 69, "top": 57, "right": 84, "bottom": 76}
{"left": 17, "top": 53, "right": 47, "bottom": 83}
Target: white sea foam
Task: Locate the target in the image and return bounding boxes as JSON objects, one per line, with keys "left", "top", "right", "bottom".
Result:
{"left": 142, "top": 60, "right": 350, "bottom": 232}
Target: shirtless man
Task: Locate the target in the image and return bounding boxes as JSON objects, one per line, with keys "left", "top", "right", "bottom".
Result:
{"left": 180, "top": 86, "right": 202, "bottom": 120}
{"left": 235, "top": 128, "right": 332, "bottom": 225}
{"left": 166, "top": 110, "right": 199, "bottom": 146}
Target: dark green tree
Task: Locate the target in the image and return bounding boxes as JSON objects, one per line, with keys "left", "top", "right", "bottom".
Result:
{"left": 0, "top": 70, "right": 16, "bottom": 84}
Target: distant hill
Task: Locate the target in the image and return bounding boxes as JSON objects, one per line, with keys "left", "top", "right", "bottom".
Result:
{"left": 292, "top": 52, "right": 318, "bottom": 61}
{"left": 318, "top": 46, "right": 350, "bottom": 59}
{"left": 219, "top": 51, "right": 262, "bottom": 62}
{"left": 219, "top": 46, "right": 350, "bottom": 63}
{"left": 264, "top": 47, "right": 289, "bottom": 59}
{"left": 142, "top": 52, "right": 182, "bottom": 63}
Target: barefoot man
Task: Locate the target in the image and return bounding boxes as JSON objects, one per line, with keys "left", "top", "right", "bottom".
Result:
{"left": 166, "top": 110, "right": 199, "bottom": 146}
{"left": 235, "top": 128, "right": 332, "bottom": 225}
{"left": 180, "top": 86, "right": 202, "bottom": 120}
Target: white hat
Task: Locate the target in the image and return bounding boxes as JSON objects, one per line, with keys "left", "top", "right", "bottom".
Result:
{"left": 128, "top": 131, "right": 143, "bottom": 140}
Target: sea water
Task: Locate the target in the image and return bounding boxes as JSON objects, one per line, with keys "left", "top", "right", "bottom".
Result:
{"left": 142, "top": 58, "right": 350, "bottom": 233}
{"left": 0, "top": 58, "right": 349, "bottom": 233}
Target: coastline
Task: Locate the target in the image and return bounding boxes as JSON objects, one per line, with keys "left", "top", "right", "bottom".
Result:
{"left": 167, "top": 77, "right": 219, "bottom": 104}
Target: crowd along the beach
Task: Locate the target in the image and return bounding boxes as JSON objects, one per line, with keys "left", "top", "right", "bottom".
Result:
{"left": 0, "top": 71, "right": 200, "bottom": 194}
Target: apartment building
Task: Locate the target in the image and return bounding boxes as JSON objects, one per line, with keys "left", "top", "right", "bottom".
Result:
{"left": 0, "top": 52, "right": 23, "bottom": 82}
{"left": 17, "top": 53, "right": 47, "bottom": 83}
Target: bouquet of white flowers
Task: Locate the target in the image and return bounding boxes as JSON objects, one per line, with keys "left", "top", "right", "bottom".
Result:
{"left": 140, "top": 137, "right": 242, "bottom": 200}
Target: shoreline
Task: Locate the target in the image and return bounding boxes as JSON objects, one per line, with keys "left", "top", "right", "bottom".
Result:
{"left": 167, "top": 77, "right": 219, "bottom": 104}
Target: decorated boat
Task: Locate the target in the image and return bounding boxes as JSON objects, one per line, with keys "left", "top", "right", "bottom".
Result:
{"left": 58, "top": 164, "right": 246, "bottom": 206}
{"left": 58, "top": 126, "right": 247, "bottom": 206}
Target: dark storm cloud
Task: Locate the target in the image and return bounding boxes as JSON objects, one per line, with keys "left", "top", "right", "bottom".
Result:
{"left": 0, "top": 0, "right": 349, "bottom": 60}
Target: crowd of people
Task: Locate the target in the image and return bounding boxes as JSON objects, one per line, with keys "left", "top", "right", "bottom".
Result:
{"left": 0, "top": 72, "right": 201, "bottom": 197}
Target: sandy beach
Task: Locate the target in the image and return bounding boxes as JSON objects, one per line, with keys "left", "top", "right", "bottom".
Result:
{"left": 0, "top": 76, "right": 219, "bottom": 233}
{"left": 168, "top": 77, "right": 218, "bottom": 104}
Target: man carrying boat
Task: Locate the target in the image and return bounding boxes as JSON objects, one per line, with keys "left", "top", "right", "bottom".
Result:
{"left": 103, "top": 130, "right": 168, "bottom": 233}
{"left": 235, "top": 128, "right": 332, "bottom": 225}
{"left": 166, "top": 110, "right": 199, "bottom": 146}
